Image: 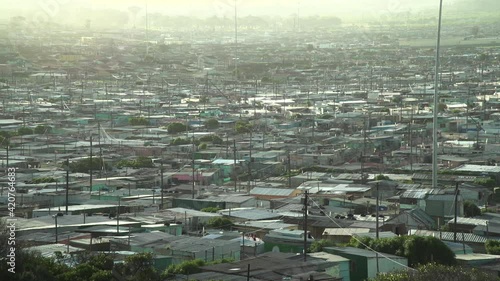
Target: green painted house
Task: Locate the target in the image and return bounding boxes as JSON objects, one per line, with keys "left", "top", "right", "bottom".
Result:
{"left": 324, "top": 247, "right": 408, "bottom": 281}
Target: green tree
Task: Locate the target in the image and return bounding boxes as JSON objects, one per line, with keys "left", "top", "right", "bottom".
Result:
{"left": 392, "top": 96, "right": 403, "bottom": 104}
{"left": 163, "top": 259, "right": 205, "bottom": 277}
{"left": 117, "top": 157, "right": 154, "bottom": 169}
{"left": 464, "top": 201, "right": 481, "bottom": 218}
{"left": 0, "top": 131, "right": 12, "bottom": 146}
{"left": 201, "top": 207, "right": 222, "bottom": 213}
{"left": 348, "top": 235, "right": 456, "bottom": 267}
{"left": 171, "top": 137, "right": 192, "bottom": 145}
{"left": 167, "top": 122, "right": 189, "bottom": 134}
{"left": 474, "top": 177, "right": 496, "bottom": 188}
{"left": 2, "top": 250, "right": 69, "bottom": 281}
{"left": 375, "top": 174, "right": 390, "bottom": 181}
{"left": 68, "top": 158, "right": 109, "bottom": 173}
{"left": 134, "top": 156, "right": 154, "bottom": 168}
{"left": 129, "top": 117, "right": 149, "bottom": 126}
{"left": 485, "top": 240, "right": 500, "bottom": 255}
{"left": 199, "top": 135, "right": 223, "bottom": 144}
{"left": 34, "top": 125, "right": 51, "bottom": 134}
{"left": 207, "top": 217, "right": 233, "bottom": 230}
{"left": 17, "top": 127, "right": 34, "bottom": 135}
{"left": 235, "top": 120, "right": 252, "bottom": 134}
{"left": 204, "top": 118, "right": 219, "bottom": 129}
{"left": 114, "top": 253, "right": 161, "bottom": 281}
{"left": 369, "top": 263, "right": 498, "bottom": 281}
{"left": 438, "top": 103, "right": 447, "bottom": 112}
{"left": 308, "top": 239, "right": 336, "bottom": 253}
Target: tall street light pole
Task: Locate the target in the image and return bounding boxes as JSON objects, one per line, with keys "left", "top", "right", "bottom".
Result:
{"left": 53, "top": 212, "right": 64, "bottom": 243}
{"left": 432, "top": 0, "right": 444, "bottom": 189}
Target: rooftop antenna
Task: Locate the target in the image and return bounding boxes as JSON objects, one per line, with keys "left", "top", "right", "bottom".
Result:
{"left": 432, "top": 0, "right": 443, "bottom": 189}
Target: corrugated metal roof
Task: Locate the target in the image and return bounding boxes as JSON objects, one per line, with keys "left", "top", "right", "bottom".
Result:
{"left": 168, "top": 207, "right": 222, "bottom": 217}
{"left": 409, "top": 208, "right": 436, "bottom": 228}
{"left": 397, "top": 184, "right": 423, "bottom": 190}
{"left": 448, "top": 217, "right": 488, "bottom": 226}
{"left": 401, "top": 189, "right": 434, "bottom": 199}
{"left": 355, "top": 232, "right": 397, "bottom": 239}
{"left": 325, "top": 246, "right": 407, "bottom": 260}
{"left": 409, "top": 229, "right": 494, "bottom": 243}
{"left": 323, "top": 228, "right": 370, "bottom": 236}
{"left": 249, "top": 187, "right": 295, "bottom": 196}
{"left": 171, "top": 236, "right": 239, "bottom": 252}
{"left": 426, "top": 194, "right": 462, "bottom": 201}
{"left": 220, "top": 209, "right": 281, "bottom": 220}
{"left": 204, "top": 195, "right": 255, "bottom": 203}
{"left": 234, "top": 220, "right": 296, "bottom": 230}
{"left": 454, "top": 164, "right": 500, "bottom": 173}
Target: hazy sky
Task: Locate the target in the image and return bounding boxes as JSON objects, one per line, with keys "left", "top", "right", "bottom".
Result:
{"left": 3, "top": 0, "right": 444, "bottom": 18}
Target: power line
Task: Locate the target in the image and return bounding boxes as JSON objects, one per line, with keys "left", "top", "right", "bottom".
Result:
{"left": 307, "top": 195, "right": 416, "bottom": 271}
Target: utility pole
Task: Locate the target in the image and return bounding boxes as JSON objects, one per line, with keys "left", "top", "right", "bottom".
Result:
{"left": 311, "top": 115, "right": 315, "bottom": 142}
{"left": 89, "top": 135, "right": 92, "bottom": 194}
{"left": 192, "top": 136, "right": 195, "bottom": 199}
{"left": 226, "top": 134, "right": 229, "bottom": 158}
{"left": 204, "top": 72, "right": 209, "bottom": 111}
{"left": 98, "top": 122, "right": 102, "bottom": 178}
{"left": 303, "top": 190, "right": 308, "bottom": 262}
{"left": 233, "top": 139, "right": 237, "bottom": 192}
{"left": 287, "top": 151, "right": 292, "bottom": 189}
{"left": 375, "top": 181, "right": 380, "bottom": 275}
{"left": 409, "top": 107, "right": 413, "bottom": 171}
{"left": 361, "top": 114, "right": 368, "bottom": 184}
{"left": 466, "top": 87, "right": 470, "bottom": 133}
{"left": 65, "top": 158, "right": 69, "bottom": 215}
{"left": 160, "top": 161, "right": 164, "bottom": 210}
{"left": 248, "top": 131, "right": 252, "bottom": 191}
{"left": 117, "top": 196, "right": 121, "bottom": 234}
{"left": 454, "top": 182, "right": 459, "bottom": 242}
{"left": 376, "top": 182, "right": 379, "bottom": 239}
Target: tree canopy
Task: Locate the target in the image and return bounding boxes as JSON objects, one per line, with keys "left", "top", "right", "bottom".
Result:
{"left": 485, "top": 240, "right": 500, "bottom": 255}
{"left": 17, "top": 127, "right": 34, "bottom": 135}
{"left": 199, "top": 134, "right": 223, "bottom": 144}
{"left": 308, "top": 239, "right": 336, "bottom": 253}
{"left": 129, "top": 117, "right": 150, "bottom": 126}
{"left": 117, "top": 157, "right": 154, "bottom": 169}
{"left": 473, "top": 177, "right": 496, "bottom": 187}
{"left": 34, "top": 125, "right": 51, "bottom": 134}
{"left": 235, "top": 120, "right": 252, "bottom": 134}
{"left": 347, "top": 235, "right": 456, "bottom": 267}
{"left": 369, "top": 263, "right": 498, "bottom": 281}
{"left": 206, "top": 217, "right": 233, "bottom": 230}
{"left": 463, "top": 201, "right": 481, "bottom": 218}
{"left": 68, "top": 158, "right": 110, "bottom": 173}
{"left": 204, "top": 118, "right": 219, "bottom": 129}
{"left": 374, "top": 174, "right": 391, "bottom": 181}
{"left": 167, "top": 122, "right": 189, "bottom": 134}
{"left": 114, "top": 253, "right": 161, "bottom": 281}
{"left": 200, "top": 207, "right": 222, "bottom": 213}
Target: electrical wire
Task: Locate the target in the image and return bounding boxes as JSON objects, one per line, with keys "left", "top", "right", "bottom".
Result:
{"left": 306, "top": 194, "right": 416, "bottom": 271}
